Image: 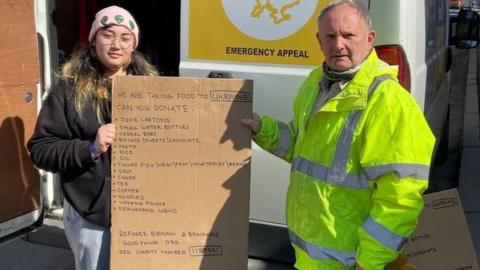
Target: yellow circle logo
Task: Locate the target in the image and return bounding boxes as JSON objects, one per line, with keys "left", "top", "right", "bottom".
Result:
{"left": 222, "top": 0, "right": 319, "bottom": 41}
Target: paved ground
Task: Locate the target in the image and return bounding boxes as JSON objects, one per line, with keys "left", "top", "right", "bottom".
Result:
{"left": 0, "top": 237, "right": 74, "bottom": 270}
{"left": 0, "top": 236, "right": 295, "bottom": 270}
{"left": 0, "top": 219, "right": 295, "bottom": 270}
{"left": 459, "top": 48, "right": 480, "bottom": 260}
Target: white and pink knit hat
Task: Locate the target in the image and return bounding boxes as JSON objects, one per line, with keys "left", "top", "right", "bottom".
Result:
{"left": 88, "top": 6, "right": 139, "bottom": 48}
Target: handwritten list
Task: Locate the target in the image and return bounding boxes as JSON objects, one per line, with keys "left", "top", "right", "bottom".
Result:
{"left": 110, "top": 76, "right": 252, "bottom": 270}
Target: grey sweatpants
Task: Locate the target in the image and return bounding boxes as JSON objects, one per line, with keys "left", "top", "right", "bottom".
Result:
{"left": 63, "top": 199, "right": 110, "bottom": 270}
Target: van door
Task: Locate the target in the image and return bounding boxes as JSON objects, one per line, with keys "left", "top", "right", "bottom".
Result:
{"left": 423, "top": 0, "right": 451, "bottom": 164}
{"left": 0, "top": 0, "right": 43, "bottom": 242}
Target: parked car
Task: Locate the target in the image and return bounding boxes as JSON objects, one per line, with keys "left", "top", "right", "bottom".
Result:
{"left": 471, "top": 0, "right": 480, "bottom": 9}
{"left": 450, "top": 0, "right": 464, "bottom": 9}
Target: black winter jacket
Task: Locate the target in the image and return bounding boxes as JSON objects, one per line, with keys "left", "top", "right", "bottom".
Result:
{"left": 27, "top": 79, "right": 111, "bottom": 226}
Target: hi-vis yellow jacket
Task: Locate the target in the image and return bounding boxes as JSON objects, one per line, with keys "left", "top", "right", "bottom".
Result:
{"left": 253, "top": 51, "right": 435, "bottom": 270}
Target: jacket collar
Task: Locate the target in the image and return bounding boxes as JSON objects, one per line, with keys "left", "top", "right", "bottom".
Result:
{"left": 320, "top": 50, "right": 398, "bottom": 112}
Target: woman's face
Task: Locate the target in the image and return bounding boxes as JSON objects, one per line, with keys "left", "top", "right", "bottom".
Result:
{"left": 94, "top": 25, "right": 135, "bottom": 76}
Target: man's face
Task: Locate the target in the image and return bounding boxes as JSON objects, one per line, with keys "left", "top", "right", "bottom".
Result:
{"left": 317, "top": 4, "right": 375, "bottom": 72}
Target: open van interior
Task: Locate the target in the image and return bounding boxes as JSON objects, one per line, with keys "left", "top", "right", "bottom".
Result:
{"left": 52, "top": 1, "right": 181, "bottom": 76}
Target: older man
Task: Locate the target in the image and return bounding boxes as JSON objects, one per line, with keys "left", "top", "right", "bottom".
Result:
{"left": 242, "top": 0, "right": 435, "bottom": 269}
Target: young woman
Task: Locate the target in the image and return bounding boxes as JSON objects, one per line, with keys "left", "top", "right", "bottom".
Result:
{"left": 27, "top": 6, "right": 158, "bottom": 270}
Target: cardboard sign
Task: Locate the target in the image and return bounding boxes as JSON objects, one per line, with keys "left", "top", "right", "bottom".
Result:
{"left": 110, "top": 76, "right": 252, "bottom": 270}
{"left": 404, "top": 189, "right": 479, "bottom": 270}
{"left": 188, "top": 0, "right": 328, "bottom": 66}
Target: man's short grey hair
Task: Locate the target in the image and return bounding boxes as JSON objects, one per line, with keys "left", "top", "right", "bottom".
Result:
{"left": 317, "top": 0, "right": 372, "bottom": 30}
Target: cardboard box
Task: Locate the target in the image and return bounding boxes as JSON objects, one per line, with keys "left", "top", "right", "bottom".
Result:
{"left": 404, "top": 188, "right": 479, "bottom": 269}
{"left": 110, "top": 76, "right": 253, "bottom": 270}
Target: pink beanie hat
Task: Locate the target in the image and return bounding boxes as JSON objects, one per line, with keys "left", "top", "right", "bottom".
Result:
{"left": 88, "top": 6, "right": 139, "bottom": 48}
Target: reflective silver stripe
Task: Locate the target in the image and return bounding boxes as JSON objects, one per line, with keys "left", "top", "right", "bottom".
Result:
{"left": 291, "top": 158, "right": 369, "bottom": 188}
{"left": 361, "top": 216, "right": 407, "bottom": 251}
{"left": 290, "top": 105, "right": 367, "bottom": 189}
{"left": 332, "top": 110, "right": 362, "bottom": 173}
{"left": 289, "top": 230, "right": 356, "bottom": 267}
{"left": 273, "top": 122, "right": 291, "bottom": 158}
{"left": 291, "top": 75, "right": 394, "bottom": 188}
{"left": 364, "top": 163, "right": 430, "bottom": 181}
{"left": 368, "top": 74, "right": 394, "bottom": 98}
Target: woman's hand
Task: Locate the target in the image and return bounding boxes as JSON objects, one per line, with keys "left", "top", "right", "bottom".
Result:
{"left": 95, "top": 123, "right": 116, "bottom": 154}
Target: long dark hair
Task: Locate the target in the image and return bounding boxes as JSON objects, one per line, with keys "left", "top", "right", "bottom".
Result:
{"left": 60, "top": 44, "right": 158, "bottom": 123}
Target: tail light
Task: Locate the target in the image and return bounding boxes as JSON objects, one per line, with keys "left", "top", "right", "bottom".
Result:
{"left": 375, "top": 45, "right": 411, "bottom": 91}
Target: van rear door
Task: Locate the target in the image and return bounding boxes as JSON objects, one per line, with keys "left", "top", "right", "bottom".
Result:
{"left": 0, "top": 0, "right": 43, "bottom": 242}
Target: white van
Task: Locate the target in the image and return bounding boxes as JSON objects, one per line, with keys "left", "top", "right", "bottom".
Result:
{"left": 179, "top": 0, "right": 462, "bottom": 262}
{"left": 0, "top": 0, "right": 477, "bottom": 265}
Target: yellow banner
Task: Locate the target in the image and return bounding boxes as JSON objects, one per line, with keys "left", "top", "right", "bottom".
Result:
{"left": 189, "top": 0, "right": 329, "bottom": 66}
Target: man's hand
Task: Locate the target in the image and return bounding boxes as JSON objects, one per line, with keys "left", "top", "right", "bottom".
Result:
{"left": 385, "top": 254, "right": 416, "bottom": 270}
{"left": 354, "top": 254, "right": 415, "bottom": 270}
{"left": 95, "top": 123, "right": 116, "bottom": 154}
{"left": 241, "top": 113, "right": 261, "bottom": 134}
